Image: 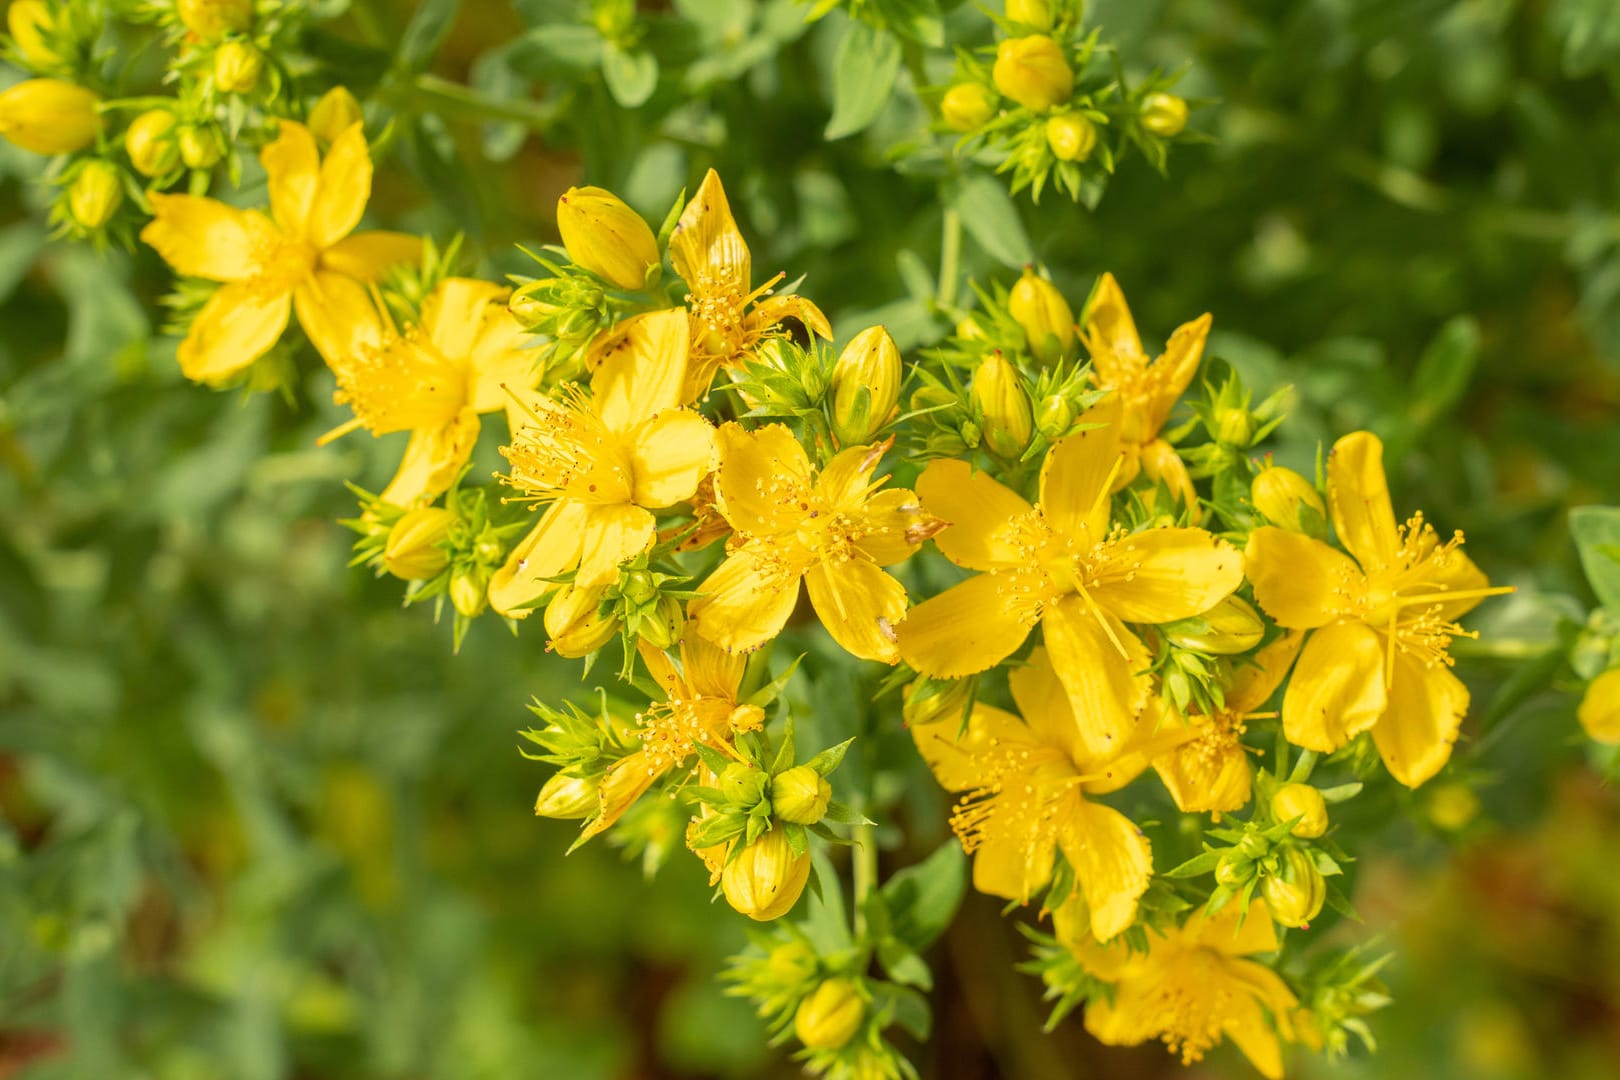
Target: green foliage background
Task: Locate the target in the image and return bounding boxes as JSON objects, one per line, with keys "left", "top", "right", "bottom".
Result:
{"left": 3, "top": 0, "right": 1618, "bottom": 1077}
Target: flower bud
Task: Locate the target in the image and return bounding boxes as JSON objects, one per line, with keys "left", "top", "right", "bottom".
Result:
{"left": 557, "top": 186, "right": 660, "bottom": 291}
{"left": 940, "top": 82, "right": 997, "bottom": 132}
{"left": 1252, "top": 465, "right": 1328, "bottom": 537}
{"left": 382, "top": 506, "right": 454, "bottom": 581}
{"left": 992, "top": 36, "right": 1073, "bottom": 112}
{"left": 545, "top": 584, "right": 619, "bottom": 658}
{"left": 0, "top": 79, "right": 101, "bottom": 155}
{"left": 309, "top": 86, "right": 363, "bottom": 146}
{"left": 728, "top": 703, "right": 766, "bottom": 732}
{"left": 177, "top": 0, "right": 253, "bottom": 40}
{"left": 902, "top": 676, "right": 973, "bottom": 728}
{"left": 721, "top": 824, "right": 811, "bottom": 921}
{"left": 67, "top": 161, "right": 123, "bottom": 230}
{"left": 794, "top": 978, "right": 865, "bottom": 1052}
{"left": 1214, "top": 850, "right": 1253, "bottom": 888}
{"left": 178, "top": 124, "right": 225, "bottom": 169}
{"left": 1008, "top": 267, "right": 1075, "bottom": 365}
{"left": 1005, "top": 0, "right": 1053, "bottom": 30}
{"left": 618, "top": 567, "right": 658, "bottom": 609}
{"left": 771, "top": 765, "right": 832, "bottom": 825}
{"left": 1140, "top": 92, "right": 1189, "bottom": 137}
{"left": 1035, "top": 394, "right": 1074, "bottom": 438}
{"left": 450, "top": 570, "right": 488, "bottom": 618}
{"left": 7, "top": 0, "right": 59, "bottom": 69}
{"left": 1426, "top": 781, "right": 1481, "bottom": 831}
{"left": 638, "top": 594, "right": 684, "bottom": 650}
{"left": 125, "top": 109, "right": 180, "bottom": 177}
{"left": 214, "top": 41, "right": 263, "bottom": 94}
{"left": 830, "top": 325, "right": 902, "bottom": 445}
{"left": 1263, "top": 848, "right": 1326, "bottom": 929}
{"left": 1045, "top": 112, "right": 1097, "bottom": 162}
{"left": 534, "top": 773, "right": 600, "bottom": 818}
{"left": 1162, "top": 596, "right": 1265, "bottom": 655}
{"left": 1215, "top": 406, "right": 1255, "bottom": 447}
{"left": 972, "top": 352, "right": 1033, "bottom": 459}
{"left": 1271, "top": 783, "right": 1329, "bottom": 839}
{"left": 766, "top": 940, "right": 818, "bottom": 986}
{"left": 1578, "top": 668, "right": 1620, "bottom": 744}
{"left": 955, "top": 316, "right": 985, "bottom": 341}
{"left": 716, "top": 763, "right": 761, "bottom": 805}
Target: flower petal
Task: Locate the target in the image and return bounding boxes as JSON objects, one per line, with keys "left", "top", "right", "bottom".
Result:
{"left": 380, "top": 411, "right": 480, "bottom": 507}
{"left": 1042, "top": 595, "right": 1152, "bottom": 758}
{"left": 746, "top": 291, "right": 832, "bottom": 341}
{"left": 1079, "top": 272, "right": 1144, "bottom": 383}
{"left": 1008, "top": 646, "right": 1093, "bottom": 767}
{"left": 1186, "top": 898, "right": 1279, "bottom": 956}
{"left": 968, "top": 790, "right": 1059, "bottom": 903}
{"left": 142, "top": 196, "right": 279, "bottom": 282}
{"left": 689, "top": 543, "right": 805, "bottom": 653}
{"left": 576, "top": 503, "right": 656, "bottom": 588}
{"left": 590, "top": 308, "right": 691, "bottom": 431}
{"left": 628, "top": 408, "right": 717, "bottom": 509}
{"left": 895, "top": 571, "right": 1038, "bottom": 679}
{"left": 854, "top": 488, "right": 930, "bottom": 566}
{"left": 1327, "top": 431, "right": 1400, "bottom": 573}
{"left": 1139, "top": 437, "right": 1199, "bottom": 517}
{"left": 912, "top": 704, "right": 1036, "bottom": 791}
{"left": 681, "top": 632, "right": 747, "bottom": 702}
{"left": 424, "top": 278, "right": 508, "bottom": 361}
{"left": 711, "top": 421, "right": 813, "bottom": 537}
{"left": 1282, "top": 622, "right": 1388, "bottom": 752}
{"left": 1057, "top": 799, "right": 1152, "bottom": 942}
{"left": 320, "top": 231, "right": 424, "bottom": 282}
{"left": 1089, "top": 527, "right": 1243, "bottom": 625}
{"left": 915, "top": 457, "right": 1032, "bottom": 571}
{"left": 1246, "top": 526, "right": 1364, "bottom": 629}
{"left": 804, "top": 558, "right": 907, "bottom": 663}
{"left": 1039, "top": 394, "right": 1125, "bottom": 542}
{"left": 1142, "top": 313, "right": 1211, "bottom": 439}
{"left": 669, "top": 169, "right": 750, "bottom": 304}
{"left": 468, "top": 315, "right": 539, "bottom": 414}
{"left": 294, "top": 272, "right": 384, "bottom": 370}
{"left": 1152, "top": 719, "right": 1252, "bottom": 814}
{"left": 261, "top": 120, "right": 319, "bottom": 240}
{"left": 1579, "top": 668, "right": 1620, "bottom": 744}
{"left": 309, "top": 121, "right": 373, "bottom": 250}
{"left": 487, "top": 500, "right": 589, "bottom": 617}
{"left": 1226, "top": 630, "right": 1305, "bottom": 715}
{"left": 1372, "top": 649, "right": 1468, "bottom": 788}
{"left": 177, "top": 282, "right": 291, "bottom": 384}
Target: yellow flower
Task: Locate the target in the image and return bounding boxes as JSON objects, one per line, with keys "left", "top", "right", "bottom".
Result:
{"left": 308, "top": 86, "right": 363, "bottom": 146}
{"left": 0, "top": 78, "right": 101, "bottom": 155}
{"left": 321, "top": 278, "right": 538, "bottom": 506}
{"left": 488, "top": 308, "right": 717, "bottom": 612}
{"left": 557, "top": 185, "right": 661, "bottom": 291}
{"left": 140, "top": 120, "right": 420, "bottom": 383}
{"left": 1058, "top": 898, "right": 1300, "bottom": 1079}
{"left": 579, "top": 634, "right": 761, "bottom": 843}
{"left": 1080, "top": 273, "right": 1210, "bottom": 502}
{"left": 1577, "top": 667, "right": 1620, "bottom": 743}
{"left": 1245, "top": 431, "right": 1511, "bottom": 787}
{"left": 1149, "top": 632, "right": 1303, "bottom": 815}
{"left": 913, "top": 647, "right": 1153, "bottom": 940}
{"left": 663, "top": 169, "right": 832, "bottom": 402}
{"left": 896, "top": 395, "right": 1244, "bottom": 751}
{"left": 688, "top": 425, "right": 940, "bottom": 663}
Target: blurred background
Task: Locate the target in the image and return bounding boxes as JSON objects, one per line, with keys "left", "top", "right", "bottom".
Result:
{"left": 3, "top": 0, "right": 1618, "bottom": 1077}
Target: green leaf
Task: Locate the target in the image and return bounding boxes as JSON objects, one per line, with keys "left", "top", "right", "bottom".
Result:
{"left": 508, "top": 24, "right": 603, "bottom": 79}
{"left": 876, "top": 939, "right": 933, "bottom": 990}
{"left": 1571, "top": 505, "right": 1620, "bottom": 614}
{"left": 824, "top": 21, "right": 902, "bottom": 140}
{"left": 871, "top": 982, "right": 931, "bottom": 1041}
{"left": 802, "top": 850, "right": 854, "bottom": 955}
{"left": 877, "top": 840, "right": 965, "bottom": 952}
{"left": 950, "top": 171, "right": 1034, "bottom": 268}
{"left": 601, "top": 41, "right": 659, "bottom": 108}
{"left": 1408, "top": 315, "right": 1479, "bottom": 426}
{"left": 1165, "top": 848, "right": 1225, "bottom": 879}
{"left": 398, "top": 0, "right": 462, "bottom": 73}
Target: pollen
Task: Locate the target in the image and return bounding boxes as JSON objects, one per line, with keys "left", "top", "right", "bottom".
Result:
{"left": 501, "top": 386, "right": 632, "bottom": 505}
{"left": 335, "top": 331, "right": 466, "bottom": 436}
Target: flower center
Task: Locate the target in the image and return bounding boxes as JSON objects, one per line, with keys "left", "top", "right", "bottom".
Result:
{"left": 501, "top": 387, "right": 633, "bottom": 505}
{"left": 334, "top": 331, "right": 467, "bottom": 436}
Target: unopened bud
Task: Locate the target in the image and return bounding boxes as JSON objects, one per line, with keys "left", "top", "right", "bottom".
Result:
{"left": 545, "top": 583, "right": 619, "bottom": 657}
{"left": 1163, "top": 595, "right": 1265, "bottom": 655}
{"left": 1263, "top": 848, "right": 1326, "bottom": 929}
{"left": 972, "top": 352, "right": 1033, "bottom": 459}
{"left": 214, "top": 41, "right": 263, "bottom": 94}
{"left": 178, "top": 124, "right": 225, "bottom": 169}
{"left": 450, "top": 570, "right": 488, "bottom": 618}
{"left": 67, "top": 161, "right": 123, "bottom": 230}
{"left": 638, "top": 595, "right": 684, "bottom": 650}
{"left": 794, "top": 978, "right": 865, "bottom": 1052}
{"left": 1005, "top": 0, "right": 1053, "bottom": 30}
{"left": 955, "top": 316, "right": 985, "bottom": 341}
{"left": 766, "top": 940, "right": 818, "bottom": 986}
{"left": 1008, "top": 267, "right": 1075, "bottom": 365}
{"left": 721, "top": 824, "right": 811, "bottom": 921}
{"left": 992, "top": 35, "right": 1073, "bottom": 112}
{"left": 1578, "top": 667, "right": 1620, "bottom": 744}
{"left": 830, "top": 325, "right": 902, "bottom": 445}
{"left": 1271, "top": 783, "right": 1329, "bottom": 839}
{"left": 0, "top": 78, "right": 101, "bottom": 155}
{"left": 382, "top": 506, "right": 454, "bottom": 581}
{"left": 903, "top": 676, "right": 973, "bottom": 728}
{"left": 1045, "top": 112, "right": 1097, "bottom": 162}
{"left": 940, "top": 82, "right": 997, "bottom": 132}
{"left": 557, "top": 186, "right": 660, "bottom": 291}
{"left": 309, "top": 86, "right": 363, "bottom": 145}
{"left": 728, "top": 703, "right": 766, "bottom": 733}
{"left": 1252, "top": 465, "right": 1328, "bottom": 537}
{"left": 1035, "top": 394, "right": 1074, "bottom": 438}
{"left": 1215, "top": 406, "right": 1255, "bottom": 448}
{"left": 177, "top": 0, "right": 253, "bottom": 41}
{"left": 771, "top": 765, "right": 832, "bottom": 825}
{"left": 1214, "top": 850, "right": 1253, "bottom": 888}
{"left": 534, "top": 773, "right": 599, "bottom": 818}
{"left": 719, "top": 762, "right": 764, "bottom": 805}
{"left": 125, "top": 109, "right": 179, "bottom": 177}
{"left": 1140, "top": 92, "right": 1189, "bottom": 137}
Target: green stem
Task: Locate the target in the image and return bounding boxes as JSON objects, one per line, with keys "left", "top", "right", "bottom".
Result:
{"left": 384, "top": 74, "right": 562, "bottom": 132}
{"left": 936, "top": 205, "right": 962, "bottom": 310}
{"left": 852, "top": 822, "right": 877, "bottom": 940}
{"left": 1450, "top": 637, "right": 1563, "bottom": 662}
